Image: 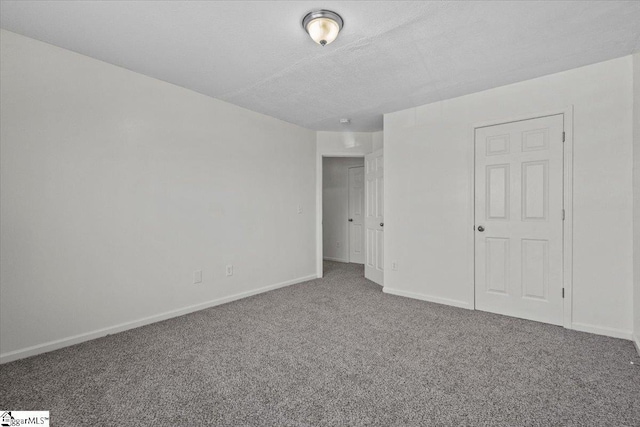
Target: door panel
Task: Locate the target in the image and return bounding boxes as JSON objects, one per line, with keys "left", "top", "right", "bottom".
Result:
{"left": 365, "top": 149, "right": 383, "bottom": 285}
{"left": 521, "top": 239, "right": 548, "bottom": 300}
{"left": 522, "top": 161, "right": 547, "bottom": 220}
{"left": 475, "top": 114, "right": 563, "bottom": 326}
{"left": 487, "top": 164, "right": 509, "bottom": 219}
{"left": 348, "top": 166, "right": 365, "bottom": 264}
{"left": 485, "top": 237, "right": 509, "bottom": 294}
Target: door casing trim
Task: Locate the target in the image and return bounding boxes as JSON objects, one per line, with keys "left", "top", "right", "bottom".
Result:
{"left": 316, "top": 153, "right": 365, "bottom": 278}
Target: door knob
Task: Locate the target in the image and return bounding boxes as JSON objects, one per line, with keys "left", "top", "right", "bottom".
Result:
{"left": 348, "top": 218, "right": 353, "bottom": 222}
{"left": 380, "top": 222, "right": 384, "bottom": 227}
{"left": 477, "top": 225, "right": 485, "bottom": 232}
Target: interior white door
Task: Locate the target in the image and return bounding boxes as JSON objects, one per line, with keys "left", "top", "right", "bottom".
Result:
{"left": 348, "top": 166, "right": 365, "bottom": 264}
{"left": 475, "top": 114, "right": 564, "bottom": 325}
{"left": 365, "top": 149, "right": 384, "bottom": 285}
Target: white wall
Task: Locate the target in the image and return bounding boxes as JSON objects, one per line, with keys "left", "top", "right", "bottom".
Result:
{"left": 634, "top": 52, "right": 640, "bottom": 351}
{"left": 372, "top": 131, "right": 384, "bottom": 152}
{"left": 384, "top": 56, "right": 634, "bottom": 339}
{"left": 316, "top": 131, "right": 375, "bottom": 156}
{"left": 0, "top": 30, "right": 317, "bottom": 362}
{"left": 323, "top": 157, "right": 365, "bottom": 262}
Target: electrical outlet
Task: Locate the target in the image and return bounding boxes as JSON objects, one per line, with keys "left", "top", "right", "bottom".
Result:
{"left": 391, "top": 261, "right": 398, "bottom": 271}
{"left": 193, "top": 270, "right": 202, "bottom": 284}
{"left": 297, "top": 204, "right": 303, "bottom": 214}
{"left": 226, "top": 265, "right": 233, "bottom": 277}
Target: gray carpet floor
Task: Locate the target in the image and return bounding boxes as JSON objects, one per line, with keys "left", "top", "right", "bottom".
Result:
{"left": 1, "top": 261, "right": 639, "bottom": 426}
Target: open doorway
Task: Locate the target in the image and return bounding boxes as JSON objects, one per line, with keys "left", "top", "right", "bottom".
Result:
{"left": 322, "top": 157, "right": 365, "bottom": 272}
{"left": 318, "top": 151, "right": 384, "bottom": 285}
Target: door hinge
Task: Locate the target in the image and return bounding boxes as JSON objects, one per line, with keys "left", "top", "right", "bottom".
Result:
{"left": 562, "top": 288, "right": 565, "bottom": 298}
{"left": 562, "top": 131, "right": 566, "bottom": 142}
{"left": 562, "top": 209, "right": 565, "bottom": 220}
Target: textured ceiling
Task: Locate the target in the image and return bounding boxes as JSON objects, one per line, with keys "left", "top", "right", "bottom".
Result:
{"left": 2, "top": 1, "right": 640, "bottom": 131}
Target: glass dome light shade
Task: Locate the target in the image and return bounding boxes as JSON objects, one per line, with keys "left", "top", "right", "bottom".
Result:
{"left": 306, "top": 17, "right": 340, "bottom": 46}
{"left": 302, "top": 10, "right": 343, "bottom": 46}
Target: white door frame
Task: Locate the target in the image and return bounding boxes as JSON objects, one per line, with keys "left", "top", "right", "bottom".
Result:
{"left": 316, "top": 153, "right": 365, "bottom": 278}
{"left": 470, "top": 106, "right": 574, "bottom": 328}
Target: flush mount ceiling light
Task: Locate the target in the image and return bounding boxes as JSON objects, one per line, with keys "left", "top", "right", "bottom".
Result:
{"left": 302, "top": 10, "right": 343, "bottom": 46}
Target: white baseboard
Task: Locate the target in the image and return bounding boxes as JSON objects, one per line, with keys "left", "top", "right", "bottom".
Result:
{"left": 0, "top": 274, "right": 317, "bottom": 364}
{"left": 570, "top": 322, "right": 633, "bottom": 341}
{"left": 323, "top": 256, "right": 349, "bottom": 263}
{"left": 382, "top": 287, "right": 472, "bottom": 310}
{"left": 634, "top": 334, "right": 640, "bottom": 356}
